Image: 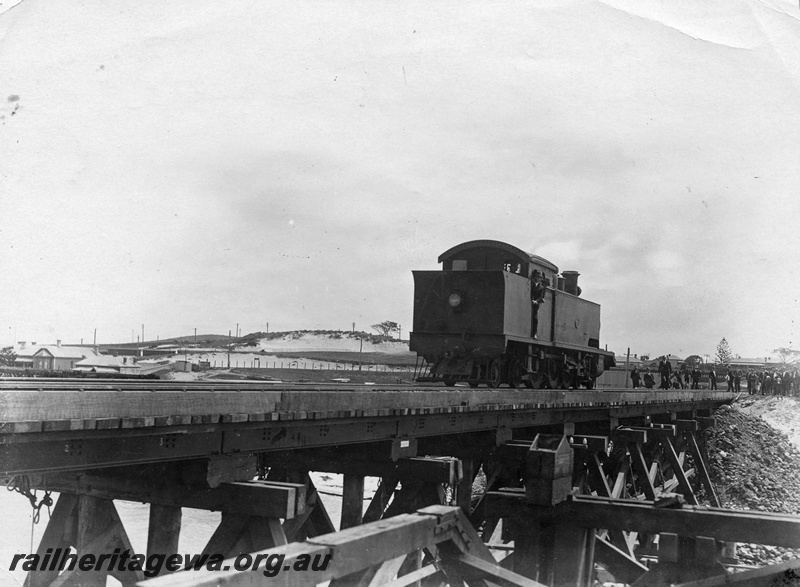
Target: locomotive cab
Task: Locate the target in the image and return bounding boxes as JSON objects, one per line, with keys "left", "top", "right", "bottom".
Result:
{"left": 441, "top": 240, "right": 558, "bottom": 286}
{"left": 410, "top": 240, "right": 615, "bottom": 389}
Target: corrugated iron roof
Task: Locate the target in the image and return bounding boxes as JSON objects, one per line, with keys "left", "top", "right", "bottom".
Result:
{"left": 73, "top": 366, "right": 119, "bottom": 374}
{"left": 33, "top": 346, "right": 98, "bottom": 359}
{"left": 75, "top": 355, "right": 137, "bottom": 368}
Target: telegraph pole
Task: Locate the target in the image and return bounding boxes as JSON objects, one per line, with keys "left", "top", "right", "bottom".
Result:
{"left": 624, "top": 347, "right": 631, "bottom": 389}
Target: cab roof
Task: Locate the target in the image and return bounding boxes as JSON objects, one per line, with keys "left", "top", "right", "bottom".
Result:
{"left": 438, "top": 239, "right": 559, "bottom": 273}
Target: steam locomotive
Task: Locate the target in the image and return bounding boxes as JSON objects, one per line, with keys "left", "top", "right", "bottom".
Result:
{"left": 409, "top": 240, "right": 615, "bottom": 389}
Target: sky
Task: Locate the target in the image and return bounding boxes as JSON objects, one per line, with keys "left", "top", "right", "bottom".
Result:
{"left": 1, "top": 0, "right": 799, "bottom": 360}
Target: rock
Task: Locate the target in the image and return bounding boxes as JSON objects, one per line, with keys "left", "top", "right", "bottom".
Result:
{"left": 707, "top": 397, "right": 800, "bottom": 565}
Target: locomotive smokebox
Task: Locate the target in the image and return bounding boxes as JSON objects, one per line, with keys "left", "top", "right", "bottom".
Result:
{"left": 562, "top": 271, "right": 580, "bottom": 296}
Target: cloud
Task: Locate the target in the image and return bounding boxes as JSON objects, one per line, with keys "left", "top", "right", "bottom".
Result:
{"left": 2, "top": 0, "right": 800, "bottom": 356}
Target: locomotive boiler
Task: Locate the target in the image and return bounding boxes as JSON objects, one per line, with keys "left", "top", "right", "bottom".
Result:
{"left": 409, "top": 240, "right": 615, "bottom": 389}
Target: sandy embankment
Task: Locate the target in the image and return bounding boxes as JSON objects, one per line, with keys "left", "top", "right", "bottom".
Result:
{"left": 735, "top": 395, "right": 800, "bottom": 449}
{"left": 249, "top": 332, "right": 411, "bottom": 354}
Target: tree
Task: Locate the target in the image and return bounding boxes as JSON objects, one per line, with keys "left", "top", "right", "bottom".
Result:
{"left": 683, "top": 355, "right": 704, "bottom": 368}
{"left": 772, "top": 347, "right": 800, "bottom": 368}
{"left": 0, "top": 346, "right": 17, "bottom": 367}
{"left": 716, "top": 338, "right": 733, "bottom": 365}
{"left": 371, "top": 321, "right": 399, "bottom": 337}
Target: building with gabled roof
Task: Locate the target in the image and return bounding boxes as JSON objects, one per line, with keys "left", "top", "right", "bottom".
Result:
{"left": 30, "top": 343, "right": 98, "bottom": 371}
{"left": 614, "top": 354, "right": 643, "bottom": 367}
{"left": 13, "top": 342, "right": 37, "bottom": 368}
{"left": 643, "top": 354, "right": 684, "bottom": 370}
{"left": 74, "top": 354, "right": 141, "bottom": 375}
{"left": 724, "top": 357, "right": 780, "bottom": 370}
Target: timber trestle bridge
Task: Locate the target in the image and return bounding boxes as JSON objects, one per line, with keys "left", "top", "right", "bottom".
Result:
{"left": 2, "top": 380, "right": 799, "bottom": 586}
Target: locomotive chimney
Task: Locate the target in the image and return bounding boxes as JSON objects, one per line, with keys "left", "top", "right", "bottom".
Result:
{"left": 562, "top": 271, "right": 580, "bottom": 296}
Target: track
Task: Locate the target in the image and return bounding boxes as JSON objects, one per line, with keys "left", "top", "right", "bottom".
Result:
{"left": 0, "top": 378, "right": 734, "bottom": 476}
{"left": 0, "top": 377, "right": 724, "bottom": 393}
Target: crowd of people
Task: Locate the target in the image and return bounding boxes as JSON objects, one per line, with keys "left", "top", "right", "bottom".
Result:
{"left": 628, "top": 361, "right": 799, "bottom": 396}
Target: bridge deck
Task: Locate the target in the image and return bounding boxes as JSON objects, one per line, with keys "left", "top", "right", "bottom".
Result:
{"left": 0, "top": 379, "right": 735, "bottom": 476}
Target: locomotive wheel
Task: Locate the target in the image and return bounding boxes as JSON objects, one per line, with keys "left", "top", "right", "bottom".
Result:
{"left": 526, "top": 370, "right": 545, "bottom": 389}
{"left": 508, "top": 361, "right": 525, "bottom": 389}
{"left": 546, "top": 359, "right": 562, "bottom": 389}
{"left": 468, "top": 381, "right": 480, "bottom": 388}
{"left": 488, "top": 360, "right": 503, "bottom": 388}
{"left": 443, "top": 379, "right": 457, "bottom": 387}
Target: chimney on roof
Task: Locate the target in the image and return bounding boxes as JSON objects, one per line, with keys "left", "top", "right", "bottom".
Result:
{"left": 562, "top": 271, "right": 581, "bottom": 296}
{"left": 18, "top": 341, "right": 25, "bottom": 350}
{"left": 57, "top": 340, "right": 61, "bottom": 347}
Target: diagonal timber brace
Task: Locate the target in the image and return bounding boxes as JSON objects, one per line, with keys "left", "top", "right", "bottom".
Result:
{"left": 485, "top": 493, "right": 800, "bottom": 549}
{"left": 136, "top": 506, "right": 539, "bottom": 587}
